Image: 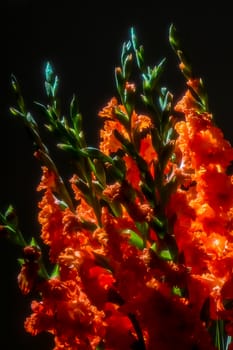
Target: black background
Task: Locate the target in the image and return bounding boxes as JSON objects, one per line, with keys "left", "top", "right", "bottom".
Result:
{"left": 1, "top": 2, "right": 233, "bottom": 349}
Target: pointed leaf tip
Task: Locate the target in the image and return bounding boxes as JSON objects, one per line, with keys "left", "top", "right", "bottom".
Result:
{"left": 169, "top": 23, "right": 179, "bottom": 52}
{"left": 130, "top": 26, "right": 136, "bottom": 38}
{"left": 11, "top": 74, "right": 19, "bottom": 92}
{"left": 130, "top": 26, "right": 138, "bottom": 49}
{"left": 45, "top": 61, "right": 53, "bottom": 82}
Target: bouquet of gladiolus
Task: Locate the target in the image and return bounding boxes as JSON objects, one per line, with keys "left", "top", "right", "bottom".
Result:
{"left": 2, "top": 24, "right": 233, "bottom": 350}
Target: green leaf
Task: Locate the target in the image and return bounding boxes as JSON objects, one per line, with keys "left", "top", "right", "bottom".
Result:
{"left": 140, "top": 182, "right": 155, "bottom": 203}
{"left": 70, "top": 94, "right": 79, "bottom": 119}
{"left": 69, "top": 96, "right": 84, "bottom": 141}
{"left": 0, "top": 206, "right": 26, "bottom": 247}
{"left": 131, "top": 27, "right": 145, "bottom": 71}
{"left": 73, "top": 177, "right": 89, "bottom": 196}
{"left": 17, "top": 258, "right": 24, "bottom": 266}
{"left": 113, "top": 129, "right": 136, "bottom": 156}
{"left": 9, "top": 107, "right": 23, "bottom": 117}
{"left": 11, "top": 74, "right": 19, "bottom": 93}
{"left": 148, "top": 58, "right": 166, "bottom": 91}
{"left": 121, "top": 229, "right": 144, "bottom": 249}
{"left": 11, "top": 75, "right": 26, "bottom": 114}
{"left": 114, "top": 107, "right": 130, "bottom": 129}
{"left": 83, "top": 147, "right": 113, "bottom": 164}
{"left": 115, "top": 67, "right": 125, "bottom": 97}
{"left": 52, "top": 75, "right": 59, "bottom": 97}
{"left": 172, "top": 286, "right": 183, "bottom": 297}
{"left": 45, "top": 61, "right": 53, "bottom": 83}
{"left": 5, "top": 205, "right": 17, "bottom": 221}
{"left": 44, "top": 62, "right": 59, "bottom": 98}
{"left": 121, "top": 40, "right": 131, "bottom": 70}
{"left": 159, "top": 87, "right": 173, "bottom": 113}
{"left": 50, "top": 264, "right": 60, "bottom": 278}
{"left": 107, "top": 200, "right": 122, "bottom": 217}
{"left": 29, "top": 236, "right": 39, "bottom": 248}
{"left": 93, "top": 159, "right": 106, "bottom": 186}
{"left": 57, "top": 143, "right": 87, "bottom": 158}
{"left": 135, "top": 221, "right": 149, "bottom": 238}
{"left": 45, "top": 81, "right": 52, "bottom": 97}
{"left": 159, "top": 249, "right": 172, "bottom": 260}
{"left": 169, "top": 23, "right": 180, "bottom": 52}
{"left": 122, "top": 52, "right": 133, "bottom": 81}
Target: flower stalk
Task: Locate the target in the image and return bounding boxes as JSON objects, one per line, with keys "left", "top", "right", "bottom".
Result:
{"left": 1, "top": 25, "right": 233, "bottom": 350}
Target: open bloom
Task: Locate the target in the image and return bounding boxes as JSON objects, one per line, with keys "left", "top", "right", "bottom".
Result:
{"left": 167, "top": 79, "right": 233, "bottom": 323}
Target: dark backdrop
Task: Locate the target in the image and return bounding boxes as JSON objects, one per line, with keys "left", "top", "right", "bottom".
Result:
{"left": 1, "top": 2, "right": 233, "bottom": 349}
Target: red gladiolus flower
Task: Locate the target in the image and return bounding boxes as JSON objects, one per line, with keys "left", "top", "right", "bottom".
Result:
{"left": 4, "top": 26, "right": 233, "bottom": 350}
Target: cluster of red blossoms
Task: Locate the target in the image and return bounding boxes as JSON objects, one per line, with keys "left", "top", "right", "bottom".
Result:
{"left": 2, "top": 26, "right": 233, "bottom": 350}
